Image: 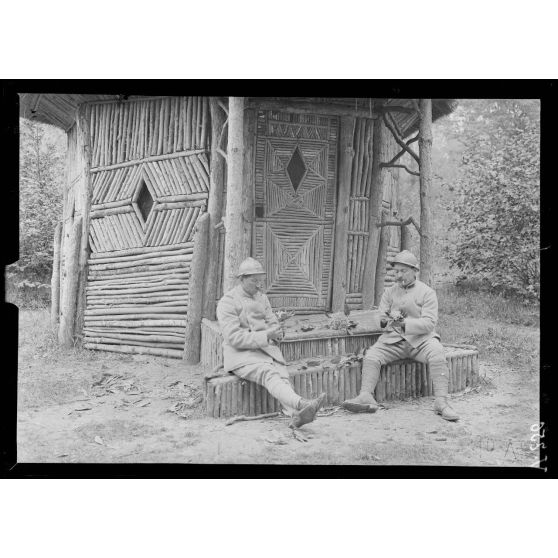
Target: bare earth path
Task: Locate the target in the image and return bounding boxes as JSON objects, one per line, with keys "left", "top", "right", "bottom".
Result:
{"left": 17, "top": 347, "right": 540, "bottom": 467}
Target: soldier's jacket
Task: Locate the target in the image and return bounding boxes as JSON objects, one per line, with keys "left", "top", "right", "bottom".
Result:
{"left": 378, "top": 279, "right": 441, "bottom": 348}
{"left": 216, "top": 284, "right": 286, "bottom": 372}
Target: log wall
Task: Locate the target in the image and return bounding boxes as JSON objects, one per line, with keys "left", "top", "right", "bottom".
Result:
{"left": 54, "top": 98, "right": 406, "bottom": 355}
{"left": 77, "top": 97, "right": 211, "bottom": 357}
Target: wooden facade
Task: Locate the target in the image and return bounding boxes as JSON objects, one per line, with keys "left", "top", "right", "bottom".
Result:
{"left": 20, "top": 95, "right": 456, "bottom": 360}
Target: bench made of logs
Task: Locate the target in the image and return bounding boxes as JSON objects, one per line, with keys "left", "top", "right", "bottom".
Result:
{"left": 204, "top": 345, "right": 479, "bottom": 418}
{"left": 200, "top": 317, "right": 383, "bottom": 370}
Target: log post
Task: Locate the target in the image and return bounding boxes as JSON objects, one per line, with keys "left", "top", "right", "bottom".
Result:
{"left": 331, "top": 116, "right": 355, "bottom": 312}
{"left": 223, "top": 97, "right": 250, "bottom": 293}
{"left": 361, "top": 117, "right": 388, "bottom": 308}
{"left": 50, "top": 221, "right": 62, "bottom": 328}
{"left": 183, "top": 212, "right": 210, "bottom": 363}
{"left": 244, "top": 109, "right": 256, "bottom": 257}
{"left": 400, "top": 222, "right": 412, "bottom": 251}
{"left": 58, "top": 216, "right": 83, "bottom": 347}
{"left": 202, "top": 97, "right": 227, "bottom": 320}
{"left": 75, "top": 105, "right": 94, "bottom": 341}
{"left": 418, "top": 99, "right": 434, "bottom": 286}
{"left": 374, "top": 210, "right": 389, "bottom": 305}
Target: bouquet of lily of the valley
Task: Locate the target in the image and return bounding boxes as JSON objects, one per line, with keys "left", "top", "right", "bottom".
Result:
{"left": 380, "top": 309, "right": 407, "bottom": 333}
{"left": 269, "top": 310, "right": 295, "bottom": 343}
{"left": 274, "top": 309, "right": 295, "bottom": 323}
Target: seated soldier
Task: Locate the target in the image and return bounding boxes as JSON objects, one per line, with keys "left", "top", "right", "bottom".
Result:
{"left": 342, "top": 250, "right": 459, "bottom": 421}
{"left": 216, "top": 257, "right": 326, "bottom": 428}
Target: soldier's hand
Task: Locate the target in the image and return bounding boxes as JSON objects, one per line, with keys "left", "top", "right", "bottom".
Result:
{"left": 266, "top": 325, "right": 283, "bottom": 341}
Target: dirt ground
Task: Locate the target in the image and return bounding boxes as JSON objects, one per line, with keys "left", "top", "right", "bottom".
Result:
{"left": 17, "top": 344, "right": 540, "bottom": 467}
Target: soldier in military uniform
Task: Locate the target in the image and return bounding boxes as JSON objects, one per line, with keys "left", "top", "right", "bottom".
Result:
{"left": 343, "top": 250, "right": 459, "bottom": 421}
{"left": 217, "top": 257, "right": 326, "bottom": 428}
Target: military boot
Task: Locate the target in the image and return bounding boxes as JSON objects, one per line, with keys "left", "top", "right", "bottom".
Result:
{"left": 342, "top": 360, "right": 381, "bottom": 413}
{"left": 289, "top": 393, "right": 327, "bottom": 429}
{"left": 430, "top": 361, "right": 459, "bottom": 421}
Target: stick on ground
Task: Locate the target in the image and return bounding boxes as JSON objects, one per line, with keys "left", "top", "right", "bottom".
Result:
{"left": 225, "top": 412, "right": 281, "bottom": 426}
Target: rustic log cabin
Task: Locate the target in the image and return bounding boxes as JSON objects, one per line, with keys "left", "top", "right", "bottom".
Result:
{"left": 18, "top": 95, "right": 458, "bottom": 370}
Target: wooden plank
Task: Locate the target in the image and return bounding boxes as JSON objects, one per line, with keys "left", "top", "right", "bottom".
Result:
{"left": 246, "top": 99, "right": 378, "bottom": 119}
{"left": 331, "top": 116, "right": 355, "bottom": 312}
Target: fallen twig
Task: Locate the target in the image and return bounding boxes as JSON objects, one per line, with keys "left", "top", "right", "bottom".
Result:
{"left": 225, "top": 412, "right": 281, "bottom": 426}
{"left": 317, "top": 409, "right": 341, "bottom": 417}
{"left": 291, "top": 429, "right": 308, "bottom": 443}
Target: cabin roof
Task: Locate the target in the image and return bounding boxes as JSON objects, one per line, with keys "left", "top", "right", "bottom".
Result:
{"left": 18, "top": 94, "right": 457, "bottom": 137}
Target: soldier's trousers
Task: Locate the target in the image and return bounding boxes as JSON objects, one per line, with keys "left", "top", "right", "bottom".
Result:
{"left": 363, "top": 337, "right": 449, "bottom": 397}
{"left": 233, "top": 361, "right": 301, "bottom": 414}
{"left": 364, "top": 337, "right": 447, "bottom": 366}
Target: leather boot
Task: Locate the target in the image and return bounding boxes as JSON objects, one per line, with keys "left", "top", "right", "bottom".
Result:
{"left": 342, "top": 359, "right": 381, "bottom": 413}
{"left": 289, "top": 393, "right": 327, "bottom": 428}
{"left": 430, "top": 361, "right": 459, "bottom": 421}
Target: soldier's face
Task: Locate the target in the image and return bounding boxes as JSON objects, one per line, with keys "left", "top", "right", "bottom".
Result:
{"left": 393, "top": 263, "right": 416, "bottom": 287}
{"left": 241, "top": 273, "right": 266, "bottom": 295}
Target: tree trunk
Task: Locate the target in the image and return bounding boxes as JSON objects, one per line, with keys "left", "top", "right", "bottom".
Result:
{"left": 58, "top": 216, "right": 83, "bottom": 347}
{"left": 223, "top": 97, "right": 249, "bottom": 293}
{"left": 361, "top": 117, "right": 388, "bottom": 308}
{"left": 418, "top": 99, "right": 433, "bottom": 286}
{"left": 50, "top": 221, "right": 62, "bottom": 328}
{"left": 183, "top": 212, "right": 210, "bottom": 363}
{"left": 331, "top": 116, "right": 355, "bottom": 312}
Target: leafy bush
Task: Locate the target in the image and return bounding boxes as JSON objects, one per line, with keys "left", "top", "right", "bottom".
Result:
{"left": 7, "top": 118, "right": 65, "bottom": 303}
{"left": 446, "top": 101, "right": 540, "bottom": 300}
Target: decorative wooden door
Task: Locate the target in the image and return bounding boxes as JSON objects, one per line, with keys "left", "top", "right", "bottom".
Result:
{"left": 254, "top": 110, "right": 339, "bottom": 311}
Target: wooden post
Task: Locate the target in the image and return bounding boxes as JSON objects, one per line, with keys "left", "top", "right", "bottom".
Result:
{"left": 361, "top": 117, "right": 388, "bottom": 308}
{"left": 374, "top": 211, "right": 389, "bottom": 305}
{"left": 400, "top": 222, "right": 412, "bottom": 251}
{"left": 223, "top": 97, "right": 249, "bottom": 293}
{"left": 418, "top": 99, "right": 434, "bottom": 286}
{"left": 183, "top": 212, "right": 210, "bottom": 363}
{"left": 58, "top": 216, "right": 83, "bottom": 347}
{"left": 75, "top": 105, "right": 93, "bottom": 341}
{"left": 202, "top": 97, "right": 227, "bottom": 320}
{"left": 244, "top": 109, "right": 256, "bottom": 257}
{"left": 331, "top": 116, "right": 355, "bottom": 312}
{"left": 50, "top": 221, "right": 62, "bottom": 328}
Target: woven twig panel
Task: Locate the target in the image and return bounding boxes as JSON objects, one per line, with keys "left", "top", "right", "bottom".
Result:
{"left": 89, "top": 97, "right": 210, "bottom": 168}
{"left": 254, "top": 111, "right": 338, "bottom": 312}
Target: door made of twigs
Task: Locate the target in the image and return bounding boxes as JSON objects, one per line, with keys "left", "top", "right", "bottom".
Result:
{"left": 253, "top": 110, "right": 338, "bottom": 312}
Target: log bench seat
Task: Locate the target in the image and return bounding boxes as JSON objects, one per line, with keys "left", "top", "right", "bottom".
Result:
{"left": 200, "top": 313, "right": 385, "bottom": 370}
{"left": 204, "top": 345, "right": 479, "bottom": 418}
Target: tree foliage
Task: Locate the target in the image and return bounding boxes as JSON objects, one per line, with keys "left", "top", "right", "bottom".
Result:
{"left": 446, "top": 100, "right": 540, "bottom": 300}
{"left": 11, "top": 118, "right": 65, "bottom": 284}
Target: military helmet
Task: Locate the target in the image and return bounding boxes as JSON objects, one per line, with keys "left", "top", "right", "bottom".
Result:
{"left": 390, "top": 250, "right": 419, "bottom": 271}
{"left": 236, "top": 257, "right": 266, "bottom": 277}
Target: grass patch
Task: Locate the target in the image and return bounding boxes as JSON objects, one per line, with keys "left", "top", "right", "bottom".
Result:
{"left": 6, "top": 277, "right": 51, "bottom": 310}
{"left": 17, "top": 308, "right": 138, "bottom": 366}
{"left": 438, "top": 284, "right": 539, "bottom": 327}
{"left": 18, "top": 308, "right": 60, "bottom": 363}
{"left": 437, "top": 285, "right": 539, "bottom": 374}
